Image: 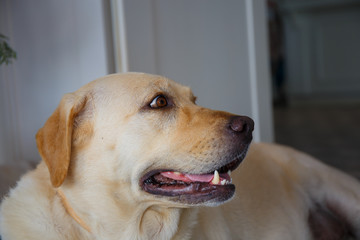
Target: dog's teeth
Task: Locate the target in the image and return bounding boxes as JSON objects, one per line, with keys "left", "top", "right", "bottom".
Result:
{"left": 174, "top": 172, "right": 181, "bottom": 175}
{"left": 211, "top": 170, "right": 220, "bottom": 185}
{"left": 227, "top": 170, "right": 231, "bottom": 176}
{"left": 220, "top": 179, "right": 226, "bottom": 185}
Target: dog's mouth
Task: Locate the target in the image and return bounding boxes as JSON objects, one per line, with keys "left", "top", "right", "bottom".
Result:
{"left": 140, "top": 149, "right": 248, "bottom": 205}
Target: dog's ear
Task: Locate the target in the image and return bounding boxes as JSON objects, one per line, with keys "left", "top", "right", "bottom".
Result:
{"left": 36, "top": 93, "right": 89, "bottom": 188}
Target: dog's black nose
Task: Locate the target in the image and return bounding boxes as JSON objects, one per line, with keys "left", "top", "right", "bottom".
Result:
{"left": 228, "top": 116, "right": 254, "bottom": 142}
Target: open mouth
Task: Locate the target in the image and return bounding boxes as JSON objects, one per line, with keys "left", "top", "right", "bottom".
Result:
{"left": 140, "top": 148, "right": 248, "bottom": 205}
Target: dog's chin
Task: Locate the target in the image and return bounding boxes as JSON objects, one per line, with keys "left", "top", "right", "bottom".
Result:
{"left": 139, "top": 147, "right": 248, "bottom": 206}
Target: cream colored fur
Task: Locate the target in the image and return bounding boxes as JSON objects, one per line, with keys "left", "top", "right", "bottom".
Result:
{"left": 1, "top": 73, "right": 360, "bottom": 240}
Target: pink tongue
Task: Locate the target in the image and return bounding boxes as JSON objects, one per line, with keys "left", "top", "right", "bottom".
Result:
{"left": 160, "top": 172, "right": 214, "bottom": 182}
{"left": 185, "top": 173, "right": 214, "bottom": 182}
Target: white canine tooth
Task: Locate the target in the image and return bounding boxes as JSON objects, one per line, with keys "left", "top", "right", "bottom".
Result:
{"left": 211, "top": 170, "right": 220, "bottom": 184}
{"left": 227, "top": 170, "right": 231, "bottom": 176}
{"left": 220, "top": 179, "right": 226, "bottom": 185}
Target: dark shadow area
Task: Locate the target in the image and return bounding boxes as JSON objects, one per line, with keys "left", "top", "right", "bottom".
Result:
{"left": 274, "top": 103, "right": 360, "bottom": 178}
{"left": 268, "top": 0, "right": 360, "bottom": 179}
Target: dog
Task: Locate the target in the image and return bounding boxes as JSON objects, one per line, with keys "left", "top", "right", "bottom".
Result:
{"left": 1, "top": 72, "right": 360, "bottom": 240}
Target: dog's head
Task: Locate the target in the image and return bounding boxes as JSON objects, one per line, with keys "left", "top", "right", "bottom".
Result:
{"left": 36, "top": 73, "right": 254, "bottom": 207}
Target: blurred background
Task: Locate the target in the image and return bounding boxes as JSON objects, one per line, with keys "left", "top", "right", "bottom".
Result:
{"left": 0, "top": 0, "right": 359, "bottom": 198}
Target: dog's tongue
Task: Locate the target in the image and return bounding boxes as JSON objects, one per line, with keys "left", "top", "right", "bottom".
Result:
{"left": 160, "top": 171, "right": 214, "bottom": 183}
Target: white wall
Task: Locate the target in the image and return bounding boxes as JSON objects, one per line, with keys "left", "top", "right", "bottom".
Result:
{"left": 0, "top": 0, "right": 110, "bottom": 165}
{"left": 119, "top": 0, "right": 273, "bottom": 142}
{"left": 0, "top": 0, "right": 274, "bottom": 166}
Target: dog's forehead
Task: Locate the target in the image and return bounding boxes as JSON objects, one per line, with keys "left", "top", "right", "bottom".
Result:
{"left": 88, "top": 73, "right": 194, "bottom": 102}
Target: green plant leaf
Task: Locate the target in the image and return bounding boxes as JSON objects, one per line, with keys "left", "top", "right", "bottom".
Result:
{"left": 0, "top": 34, "right": 17, "bottom": 65}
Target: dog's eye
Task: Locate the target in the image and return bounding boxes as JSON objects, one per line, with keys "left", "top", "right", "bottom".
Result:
{"left": 150, "top": 95, "right": 168, "bottom": 108}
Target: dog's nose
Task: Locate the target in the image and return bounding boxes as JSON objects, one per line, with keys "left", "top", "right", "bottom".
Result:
{"left": 228, "top": 116, "right": 254, "bottom": 141}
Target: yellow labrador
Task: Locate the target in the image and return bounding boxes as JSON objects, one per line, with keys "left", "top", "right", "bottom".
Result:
{"left": 1, "top": 73, "right": 360, "bottom": 240}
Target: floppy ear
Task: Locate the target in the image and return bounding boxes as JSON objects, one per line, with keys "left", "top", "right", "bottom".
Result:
{"left": 36, "top": 93, "right": 88, "bottom": 188}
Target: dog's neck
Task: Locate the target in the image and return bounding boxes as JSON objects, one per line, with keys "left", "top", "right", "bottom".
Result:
{"left": 126, "top": 203, "right": 199, "bottom": 240}
{"left": 57, "top": 189, "right": 92, "bottom": 233}
{"left": 58, "top": 185, "right": 198, "bottom": 240}
{"left": 138, "top": 205, "right": 188, "bottom": 239}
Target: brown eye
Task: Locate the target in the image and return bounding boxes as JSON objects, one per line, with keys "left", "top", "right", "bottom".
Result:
{"left": 150, "top": 95, "right": 168, "bottom": 108}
